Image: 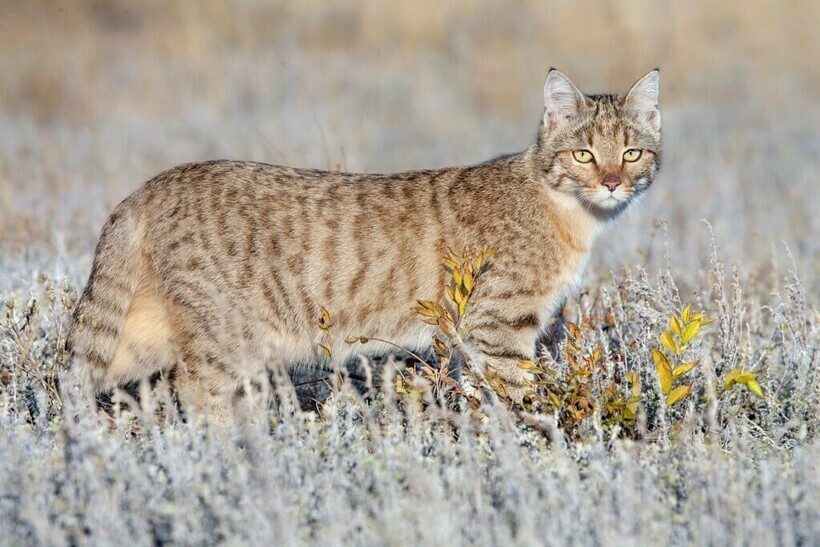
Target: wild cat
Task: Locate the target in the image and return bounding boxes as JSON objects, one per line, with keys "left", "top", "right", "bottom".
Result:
{"left": 66, "top": 69, "right": 660, "bottom": 417}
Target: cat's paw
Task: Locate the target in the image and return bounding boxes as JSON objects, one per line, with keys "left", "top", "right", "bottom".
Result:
{"left": 487, "top": 365, "right": 536, "bottom": 406}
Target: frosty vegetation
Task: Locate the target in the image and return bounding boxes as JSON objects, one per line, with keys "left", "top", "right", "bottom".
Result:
{"left": 1, "top": 2, "right": 818, "bottom": 545}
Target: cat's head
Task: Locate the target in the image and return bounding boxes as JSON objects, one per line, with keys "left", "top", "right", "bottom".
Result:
{"left": 535, "top": 69, "right": 661, "bottom": 219}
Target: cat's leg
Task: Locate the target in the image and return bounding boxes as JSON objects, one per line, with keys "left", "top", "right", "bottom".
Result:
{"left": 167, "top": 297, "right": 244, "bottom": 423}
{"left": 465, "top": 309, "right": 541, "bottom": 405}
{"left": 174, "top": 350, "right": 240, "bottom": 424}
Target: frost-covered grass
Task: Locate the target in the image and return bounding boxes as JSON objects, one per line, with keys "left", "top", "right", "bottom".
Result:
{"left": 1, "top": 2, "right": 818, "bottom": 545}
{"left": 1, "top": 242, "right": 816, "bottom": 545}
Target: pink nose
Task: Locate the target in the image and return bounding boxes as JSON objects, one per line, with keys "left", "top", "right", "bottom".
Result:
{"left": 602, "top": 174, "right": 621, "bottom": 192}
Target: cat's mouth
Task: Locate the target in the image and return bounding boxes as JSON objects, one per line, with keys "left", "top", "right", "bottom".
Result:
{"left": 590, "top": 189, "right": 632, "bottom": 208}
{"left": 575, "top": 188, "right": 635, "bottom": 221}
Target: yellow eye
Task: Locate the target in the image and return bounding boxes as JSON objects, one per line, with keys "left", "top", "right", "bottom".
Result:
{"left": 572, "top": 150, "right": 594, "bottom": 163}
{"left": 623, "top": 149, "right": 642, "bottom": 162}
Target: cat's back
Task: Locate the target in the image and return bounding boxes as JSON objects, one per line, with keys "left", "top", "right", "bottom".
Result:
{"left": 130, "top": 159, "right": 464, "bottom": 217}
{"left": 136, "top": 160, "right": 343, "bottom": 206}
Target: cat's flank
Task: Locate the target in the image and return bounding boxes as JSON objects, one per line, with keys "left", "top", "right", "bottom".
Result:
{"left": 67, "top": 69, "right": 661, "bottom": 416}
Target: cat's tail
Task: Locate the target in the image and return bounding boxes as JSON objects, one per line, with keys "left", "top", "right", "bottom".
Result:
{"left": 66, "top": 197, "right": 145, "bottom": 390}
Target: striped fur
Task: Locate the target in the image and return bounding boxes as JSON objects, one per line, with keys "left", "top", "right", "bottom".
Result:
{"left": 66, "top": 69, "right": 661, "bottom": 415}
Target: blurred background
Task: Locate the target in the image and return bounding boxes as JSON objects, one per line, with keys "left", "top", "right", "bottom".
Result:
{"left": 1, "top": 0, "right": 817, "bottom": 292}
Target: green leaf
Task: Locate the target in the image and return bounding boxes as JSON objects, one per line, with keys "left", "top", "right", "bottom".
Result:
{"left": 666, "top": 384, "right": 692, "bottom": 407}
{"left": 673, "top": 361, "right": 698, "bottom": 378}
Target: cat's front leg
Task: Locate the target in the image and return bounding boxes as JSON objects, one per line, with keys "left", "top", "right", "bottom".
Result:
{"left": 465, "top": 311, "right": 541, "bottom": 405}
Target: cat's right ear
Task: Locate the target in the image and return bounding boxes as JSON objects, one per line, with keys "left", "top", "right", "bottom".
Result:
{"left": 543, "top": 69, "right": 586, "bottom": 132}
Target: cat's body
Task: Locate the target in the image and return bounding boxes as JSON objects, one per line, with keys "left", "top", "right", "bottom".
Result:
{"left": 67, "top": 69, "right": 661, "bottom": 415}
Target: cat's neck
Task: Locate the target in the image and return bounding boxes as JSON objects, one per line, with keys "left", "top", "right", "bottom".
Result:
{"left": 542, "top": 187, "right": 606, "bottom": 253}
{"left": 518, "top": 148, "right": 608, "bottom": 252}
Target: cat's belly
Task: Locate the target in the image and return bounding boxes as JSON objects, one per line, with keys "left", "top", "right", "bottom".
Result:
{"left": 257, "top": 311, "right": 437, "bottom": 369}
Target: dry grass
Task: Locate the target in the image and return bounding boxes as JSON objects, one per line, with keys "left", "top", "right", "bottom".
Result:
{"left": 0, "top": 1, "right": 817, "bottom": 545}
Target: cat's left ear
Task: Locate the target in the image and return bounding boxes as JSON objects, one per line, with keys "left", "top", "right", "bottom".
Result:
{"left": 625, "top": 69, "right": 660, "bottom": 132}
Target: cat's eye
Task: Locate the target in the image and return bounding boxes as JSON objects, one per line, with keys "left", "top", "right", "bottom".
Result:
{"left": 572, "top": 150, "right": 594, "bottom": 163}
{"left": 623, "top": 149, "right": 642, "bottom": 162}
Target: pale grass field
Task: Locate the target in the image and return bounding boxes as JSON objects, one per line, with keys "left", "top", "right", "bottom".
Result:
{"left": 0, "top": 2, "right": 817, "bottom": 545}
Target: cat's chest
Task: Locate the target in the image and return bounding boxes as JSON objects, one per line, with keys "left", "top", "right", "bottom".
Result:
{"left": 537, "top": 249, "right": 591, "bottom": 316}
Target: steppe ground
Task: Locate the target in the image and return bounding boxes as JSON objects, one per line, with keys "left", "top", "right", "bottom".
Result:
{"left": 0, "top": 2, "right": 817, "bottom": 545}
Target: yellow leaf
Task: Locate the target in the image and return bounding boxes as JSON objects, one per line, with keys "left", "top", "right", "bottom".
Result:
{"left": 746, "top": 380, "right": 764, "bottom": 398}
{"left": 654, "top": 356, "right": 672, "bottom": 395}
{"left": 463, "top": 269, "right": 475, "bottom": 292}
{"left": 652, "top": 348, "right": 669, "bottom": 368}
{"left": 453, "top": 284, "right": 464, "bottom": 305}
{"left": 592, "top": 345, "right": 602, "bottom": 364}
{"left": 673, "top": 361, "right": 698, "bottom": 378}
{"left": 319, "top": 344, "right": 332, "bottom": 358}
{"left": 723, "top": 368, "right": 742, "bottom": 389}
{"left": 453, "top": 267, "right": 463, "bottom": 286}
{"left": 736, "top": 372, "right": 758, "bottom": 384}
{"left": 412, "top": 304, "right": 436, "bottom": 317}
{"left": 344, "top": 336, "right": 359, "bottom": 344}
{"left": 681, "top": 304, "right": 691, "bottom": 324}
{"left": 680, "top": 321, "right": 702, "bottom": 345}
{"left": 669, "top": 315, "right": 682, "bottom": 336}
{"left": 666, "top": 384, "right": 692, "bottom": 407}
{"left": 519, "top": 360, "right": 537, "bottom": 370}
{"left": 660, "top": 331, "right": 679, "bottom": 354}
{"left": 458, "top": 298, "right": 467, "bottom": 316}
{"left": 395, "top": 376, "right": 408, "bottom": 394}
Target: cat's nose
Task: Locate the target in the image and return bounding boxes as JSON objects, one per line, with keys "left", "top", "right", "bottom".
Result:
{"left": 602, "top": 174, "right": 622, "bottom": 192}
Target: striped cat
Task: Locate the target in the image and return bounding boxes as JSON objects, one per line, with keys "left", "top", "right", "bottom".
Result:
{"left": 67, "top": 69, "right": 661, "bottom": 417}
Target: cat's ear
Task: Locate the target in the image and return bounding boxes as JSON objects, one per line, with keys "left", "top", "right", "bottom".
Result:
{"left": 625, "top": 69, "right": 660, "bottom": 132}
{"left": 543, "top": 69, "right": 586, "bottom": 132}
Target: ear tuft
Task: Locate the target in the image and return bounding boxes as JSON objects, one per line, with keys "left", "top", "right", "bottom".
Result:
{"left": 543, "top": 69, "right": 585, "bottom": 132}
{"left": 625, "top": 70, "right": 660, "bottom": 131}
